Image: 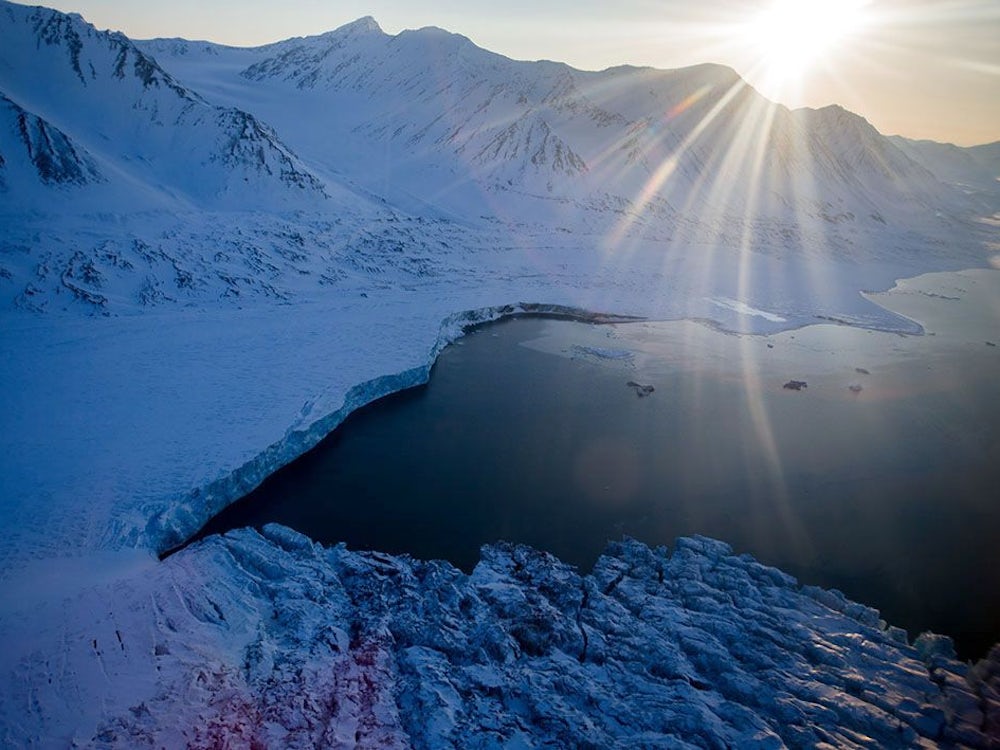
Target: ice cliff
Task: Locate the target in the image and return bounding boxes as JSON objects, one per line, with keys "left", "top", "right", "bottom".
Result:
{"left": 17, "top": 527, "right": 993, "bottom": 747}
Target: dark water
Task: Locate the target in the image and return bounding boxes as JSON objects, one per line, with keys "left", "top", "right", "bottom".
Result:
{"left": 193, "top": 316, "right": 1000, "bottom": 660}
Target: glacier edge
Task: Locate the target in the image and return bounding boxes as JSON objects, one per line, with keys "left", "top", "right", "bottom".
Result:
{"left": 146, "top": 302, "right": 644, "bottom": 555}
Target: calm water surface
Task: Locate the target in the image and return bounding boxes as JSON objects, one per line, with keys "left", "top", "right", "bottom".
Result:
{"left": 195, "top": 271, "right": 1000, "bottom": 660}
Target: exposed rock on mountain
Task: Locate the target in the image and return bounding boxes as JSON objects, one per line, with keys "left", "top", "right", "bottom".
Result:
{"left": 0, "top": 91, "right": 102, "bottom": 186}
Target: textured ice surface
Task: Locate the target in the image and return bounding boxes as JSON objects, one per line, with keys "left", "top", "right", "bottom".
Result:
{"left": 4, "top": 528, "right": 997, "bottom": 747}
{"left": 571, "top": 344, "right": 636, "bottom": 361}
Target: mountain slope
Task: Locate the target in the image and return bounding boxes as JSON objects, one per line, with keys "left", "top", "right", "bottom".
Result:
{"left": 889, "top": 135, "right": 1000, "bottom": 200}
{"left": 0, "top": 90, "right": 103, "bottom": 189}
{"left": 139, "top": 19, "right": 982, "bottom": 237}
{"left": 0, "top": 5, "right": 993, "bottom": 319}
{"left": 0, "top": 1, "right": 327, "bottom": 209}
{"left": 968, "top": 141, "right": 1000, "bottom": 179}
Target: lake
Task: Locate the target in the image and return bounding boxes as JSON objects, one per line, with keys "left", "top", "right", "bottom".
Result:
{"left": 192, "top": 269, "right": 1000, "bottom": 660}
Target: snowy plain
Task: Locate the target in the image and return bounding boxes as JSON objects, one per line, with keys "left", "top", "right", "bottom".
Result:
{"left": 2, "top": 1, "right": 1000, "bottom": 745}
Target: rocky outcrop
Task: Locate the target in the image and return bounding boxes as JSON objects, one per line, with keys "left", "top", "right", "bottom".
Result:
{"left": 0, "top": 92, "right": 102, "bottom": 186}
{"left": 626, "top": 380, "right": 655, "bottom": 397}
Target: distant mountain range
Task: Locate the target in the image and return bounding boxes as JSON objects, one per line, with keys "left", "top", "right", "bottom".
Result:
{"left": 0, "top": 1, "right": 997, "bottom": 314}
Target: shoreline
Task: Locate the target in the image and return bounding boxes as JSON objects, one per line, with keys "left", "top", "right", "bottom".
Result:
{"left": 1, "top": 267, "right": 998, "bottom": 745}
{"left": 154, "top": 267, "right": 1000, "bottom": 657}
{"left": 1, "top": 267, "right": 995, "bottom": 585}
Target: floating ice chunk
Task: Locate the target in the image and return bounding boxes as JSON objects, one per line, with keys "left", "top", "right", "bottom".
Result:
{"left": 571, "top": 345, "right": 634, "bottom": 361}
{"left": 710, "top": 297, "right": 788, "bottom": 323}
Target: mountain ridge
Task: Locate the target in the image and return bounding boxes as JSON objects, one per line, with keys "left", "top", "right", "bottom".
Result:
{"left": 1, "top": 4, "right": 998, "bottom": 319}
{"left": 4, "top": 3, "right": 994, "bottom": 227}
{"left": 134, "top": 14, "right": 992, "bottom": 227}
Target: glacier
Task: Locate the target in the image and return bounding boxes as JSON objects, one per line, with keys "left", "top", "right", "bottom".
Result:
{"left": 2, "top": 1, "right": 1000, "bottom": 746}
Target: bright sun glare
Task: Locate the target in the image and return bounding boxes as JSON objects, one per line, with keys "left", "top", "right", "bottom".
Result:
{"left": 746, "top": 0, "right": 871, "bottom": 86}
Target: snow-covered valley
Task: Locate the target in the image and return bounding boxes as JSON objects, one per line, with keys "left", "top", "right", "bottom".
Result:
{"left": 2, "top": 1, "right": 1000, "bottom": 745}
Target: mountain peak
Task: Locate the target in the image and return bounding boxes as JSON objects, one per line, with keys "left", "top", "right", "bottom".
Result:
{"left": 334, "top": 16, "right": 383, "bottom": 35}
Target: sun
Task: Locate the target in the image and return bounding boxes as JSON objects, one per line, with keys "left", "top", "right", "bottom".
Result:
{"left": 745, "top": 0, "right": 871, "bottom": 85}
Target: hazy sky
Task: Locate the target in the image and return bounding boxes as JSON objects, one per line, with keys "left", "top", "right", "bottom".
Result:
{"left": 25, "top": 0, "right": 1000, "bottom": 146}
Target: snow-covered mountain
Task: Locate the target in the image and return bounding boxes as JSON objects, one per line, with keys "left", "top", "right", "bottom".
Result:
{"left": 1, "top": 3, "right": 995, "bottom": 320}
{"left": 0, "top": 90, "right": 103, "bottom": 188}
{"left": 1, "top": 2, "right": 993, "bottom": 228}
{"left": 140, "top": 17, "right": 979, "bottom": 229}
{"left": 890, "top": 135, "right": 1000, "bottom": 198}
{"left": 0, "top": 3, "right": 996, "bottom": 319}
{"left": 0, "top": 1, "right": 327, "bottom": 210}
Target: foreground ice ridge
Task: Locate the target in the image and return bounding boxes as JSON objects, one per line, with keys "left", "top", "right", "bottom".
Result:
{"left": 83, "top": 527, "right": 998, "bottom": 748}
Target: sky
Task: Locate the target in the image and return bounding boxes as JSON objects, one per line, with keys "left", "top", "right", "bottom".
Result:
{"left": 23, "top": 0, "right": 1000, "bottom": 146}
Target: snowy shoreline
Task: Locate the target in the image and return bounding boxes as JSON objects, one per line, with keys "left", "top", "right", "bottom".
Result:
{"left": 0, "top": 267, "right": 985, "bottom": 580}
{"left": 150, "top": 302, "right": 647, "bottom": 556}
{"left": 148, "top": 284, "right": 932, "bottom": 559}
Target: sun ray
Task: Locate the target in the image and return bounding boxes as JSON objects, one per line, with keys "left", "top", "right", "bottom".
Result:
{"left": 606, "top": 76, "right": 751, "bottom": 248}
